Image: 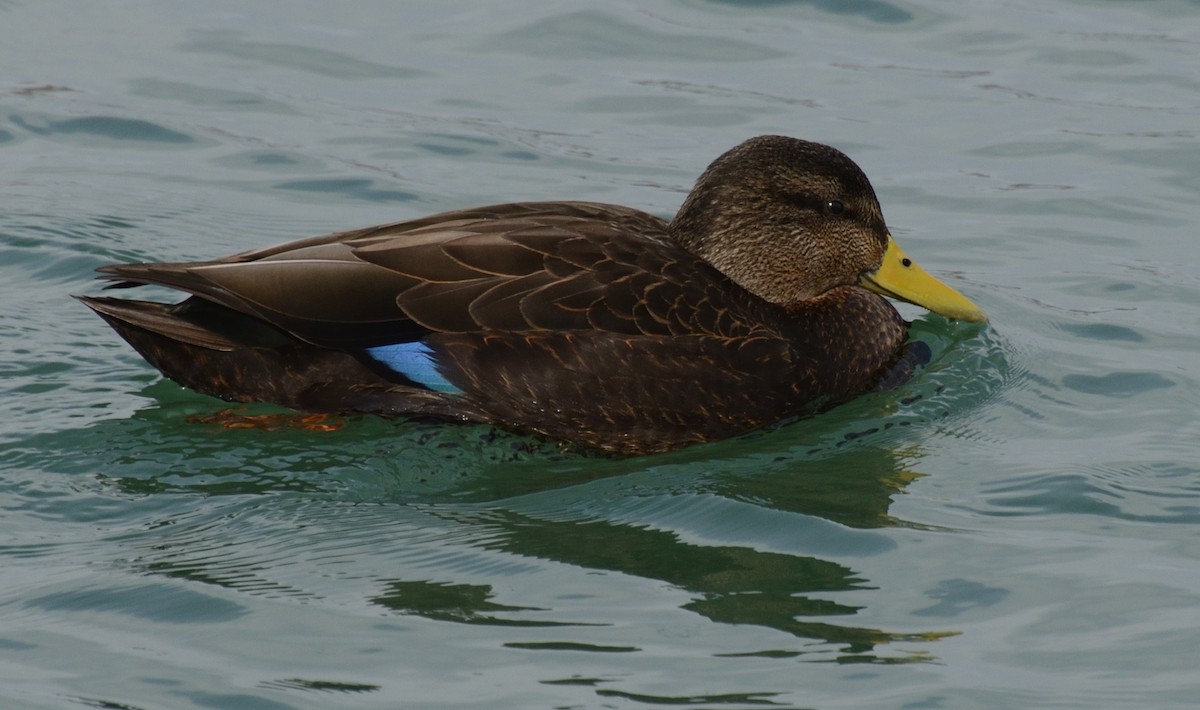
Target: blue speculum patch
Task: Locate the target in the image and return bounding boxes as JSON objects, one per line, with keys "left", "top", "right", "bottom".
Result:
{"left": 364, "top": 342, "right": 459, "bottom": 392}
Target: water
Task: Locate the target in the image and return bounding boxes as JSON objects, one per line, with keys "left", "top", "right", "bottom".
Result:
{"left": 2, "top": 1, "right": 1199, "bottom": 708}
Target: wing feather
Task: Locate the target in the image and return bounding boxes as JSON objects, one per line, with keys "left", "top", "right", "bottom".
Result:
{"left": 92, "top": 200, "right": 778, "bottom": 349}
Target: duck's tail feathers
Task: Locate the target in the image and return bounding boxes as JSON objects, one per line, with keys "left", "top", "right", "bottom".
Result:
{"left": 76, "top": 295, "right": 239, "bottom": 351}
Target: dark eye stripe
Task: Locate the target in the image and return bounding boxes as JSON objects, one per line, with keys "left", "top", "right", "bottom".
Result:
{"left": 780, "top": 192, "right": 850, "bottom": 216}
{"left": 780, "top": 191, "right": 825, "bottom": 212}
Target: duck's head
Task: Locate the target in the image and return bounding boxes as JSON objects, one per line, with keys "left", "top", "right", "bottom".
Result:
{"left": 670, "top": 135, "right": 986, "bottom": 322}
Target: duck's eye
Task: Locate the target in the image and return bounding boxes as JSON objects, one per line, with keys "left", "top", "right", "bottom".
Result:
{"left": 826, "top": 200, "right": 845, "bottom": 216}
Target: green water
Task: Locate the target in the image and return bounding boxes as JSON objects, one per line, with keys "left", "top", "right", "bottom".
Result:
{"left": 3, "top": 1, "right": 1199, "bottom": 708}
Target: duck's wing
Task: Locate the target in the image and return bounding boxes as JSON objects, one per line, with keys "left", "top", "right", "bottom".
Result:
{"left": 95, "top": 201, "right": 766, "bottom": 349}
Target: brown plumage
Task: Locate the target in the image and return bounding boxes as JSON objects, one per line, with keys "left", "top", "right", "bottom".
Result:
{"left": 78, "top": 135, "right": 984, "bottom": 455}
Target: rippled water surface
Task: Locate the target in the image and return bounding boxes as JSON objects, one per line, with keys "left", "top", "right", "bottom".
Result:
{"left": 3, "top": 1, "right": 1200, "bottom": 708}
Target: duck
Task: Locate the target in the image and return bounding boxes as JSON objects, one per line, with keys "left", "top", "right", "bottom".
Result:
{"left": 78, "top": 135, "right": 986, "bottom": 455}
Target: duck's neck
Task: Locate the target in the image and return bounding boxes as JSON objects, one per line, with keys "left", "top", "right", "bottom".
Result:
{"left": 669, "top": 218, "right": 830, "bottom": 311}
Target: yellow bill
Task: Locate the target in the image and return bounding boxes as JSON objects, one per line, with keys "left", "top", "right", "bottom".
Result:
{"left": 859, "top": 235, "right": 987, "bottom": 322}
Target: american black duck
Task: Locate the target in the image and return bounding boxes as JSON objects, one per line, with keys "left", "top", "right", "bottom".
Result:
{"left": 79, "top": 135, "right": 986, "bottom": 455}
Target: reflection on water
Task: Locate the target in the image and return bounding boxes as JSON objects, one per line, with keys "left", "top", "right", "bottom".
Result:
{"left": 373, "top": 580, "right": 578, "bottom": 628}
{"left": 441, "top": 506, "right": 948, "bottom": 659}
{"left": 27, "top": 399, "right": 961, "bottom": 663}
{"left": 699, "top": 445, "right": 927, "bottom": 529}
{"left": 0, "top": 315, "right": 1001, "bottom": 666}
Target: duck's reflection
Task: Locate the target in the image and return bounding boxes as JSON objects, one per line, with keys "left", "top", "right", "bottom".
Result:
{"left": 81, "top": 392, "right": 952, "bottom": 663}
{"left": 373, "top": 440, "right": 952, "bottom": 662}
